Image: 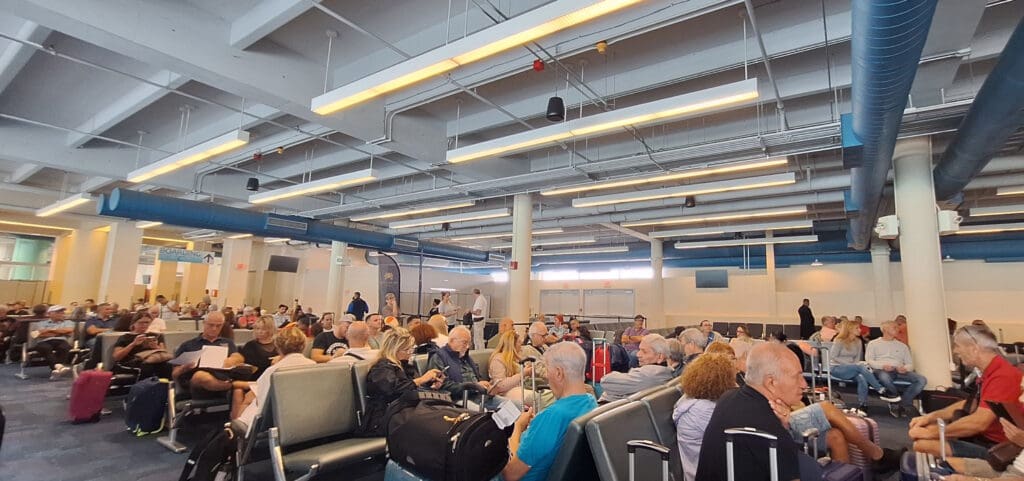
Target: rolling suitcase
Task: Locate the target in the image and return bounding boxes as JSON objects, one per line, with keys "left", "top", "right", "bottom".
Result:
{"left": 590, "top": 338, "right": 610, "bottom": 383}
{"left": 628, "top": 439, "right": 670, "bottom": 481}
{"left": 844, "top": 413, "right": 880, "bottom": 467}
{"left": 124, "top": 377, "right": 169, "bottom": 435}
{"left": 726, "top": 427, "right": 779, "bottom": 481}
{"left": 900, "top": 419, "right": 953, "bottom": 481}
{"left": 802, "top": 428, "right": 869, "bottom": 481}
{"left": 69, "top": 369, "right": 112, "bottom": 423}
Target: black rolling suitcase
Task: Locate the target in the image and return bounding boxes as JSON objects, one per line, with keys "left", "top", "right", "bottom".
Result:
{"left": 628, "top": 440, "right": 671, "bottom": 481}
{"left": 900, "top": 419, "right": 954, "bottom": 481}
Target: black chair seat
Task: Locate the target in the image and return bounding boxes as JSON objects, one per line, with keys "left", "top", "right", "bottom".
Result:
{"left": 282, "top": 437, "right": 386, "bottom": 473}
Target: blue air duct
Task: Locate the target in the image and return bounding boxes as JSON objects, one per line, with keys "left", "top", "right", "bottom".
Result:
{"left": 844, "top": 0, "right": 938, "bottom": 250}
{"left": 100, "top": 188, "right": 488, "bottom": 263}
{"left": 933, "top": 16, "right": 1024, "bottom": 202}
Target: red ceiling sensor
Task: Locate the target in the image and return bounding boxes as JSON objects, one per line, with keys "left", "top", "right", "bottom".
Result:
{"left": 532, "top": 59, "right": 545, "bottom": 72}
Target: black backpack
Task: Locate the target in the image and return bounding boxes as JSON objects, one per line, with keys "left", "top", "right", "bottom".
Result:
{"left": 124, "top": 377, "right": 168, "bottom": 436}
{"left": 179, "top": 426, "right": 236, "bottom": 481}
{"left": 386, "top": 391, "right": 510, "bottom": 481}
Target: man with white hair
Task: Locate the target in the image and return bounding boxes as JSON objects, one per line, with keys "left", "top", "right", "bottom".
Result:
{"left": 866, "top": 320, "right": 927, "bottom": 417}
{"left": 427, "top": 326, "right": 492, "bottom": 396}
{"left": 678, "top": 327, "right": 707, "bottom": 369}
{"left": 522, "top": 322, "right": 550, "bottom": 389}
{"left": 696, "top": 342, "right": 812, "bottom": 481}
{"left": 146, "top": 305, "right": 167, "bottom": 333}
{"left": 910, "top": 325, "right": 1023, "bottom": 459}
{"left": 599, "top": 333, "right": 675, "bottom": 402}
{"left": 501, "top": 341, "right": 597, "bottom": 481}
{"left": 237, "top": 306, "right": 259, "bottom": 329}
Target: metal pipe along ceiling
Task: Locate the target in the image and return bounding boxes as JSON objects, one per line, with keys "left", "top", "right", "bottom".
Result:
{"left": 933, "top": 16, "right": 1024, "bottom": 202}
{"left": 846, "top": 0, "right": 938, "bottom": 250}
{"left": 98, "top": 189, "right": 489, "bottom": 263}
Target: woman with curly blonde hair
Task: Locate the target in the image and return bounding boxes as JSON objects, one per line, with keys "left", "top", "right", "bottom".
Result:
{"left": 672, "top": 353, "right": 737, "bottom": 481}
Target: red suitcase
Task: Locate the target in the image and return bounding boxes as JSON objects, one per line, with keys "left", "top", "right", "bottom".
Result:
{"left": 69, "top": 370, "right": 112, "bottom": 423}
{"left": 844, "top": 413, "right": 880, "bottom": 467}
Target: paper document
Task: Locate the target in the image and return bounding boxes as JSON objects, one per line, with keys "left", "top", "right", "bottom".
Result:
{"left": 169, "top": 349, "right": 202, "bottom": 366}
{"left": 198, "top": 345, "right": 228, "bottom": 369}
{"left": 491, "top": 399, "right": 522, "bottom": 430}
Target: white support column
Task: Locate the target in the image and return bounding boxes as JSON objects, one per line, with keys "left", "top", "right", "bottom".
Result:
{"left": 765, "top": 231, "right": 778, "bottom": 323}
{"left": 893, "top": 137, "right": 952, "bottom": 388}
{"left": 325, "top": 241, "right": 348, "bottom": 315}
{"left": 218, "top": 238, "right": 253, "bottom": 309}
{"left": 97, "top": 221, "right": 142, "bottom": 304}
{"left": 650, "top": 240, "right": 665, "bottom": 328}
{"left": 509, "top": 194, "right": 532, "bottom": 323}
{"left": 150, "top": 257, "right": 179, "bottom": 302}
{"left": 55, "top": 224, "right": 106, "bottom": 304}
{"left": 180, "top": 241, "right": 210, "bottom": 306}
{"left": 870, "top": 244, "right": 895, "bottom": 324}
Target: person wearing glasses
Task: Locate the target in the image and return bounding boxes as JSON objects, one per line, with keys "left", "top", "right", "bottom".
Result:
{"left": 729, "top": 323, "right": 755, "bottom": 372}
{"left": 360, "top": 328, "right": 444, "bottom": 436}
{"left": 910, "top": 325, "right": 1024, "bottom": 459}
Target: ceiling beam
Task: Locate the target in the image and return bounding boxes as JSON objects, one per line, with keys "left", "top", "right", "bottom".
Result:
{"left": 67, "top": 70, "right": 189, "bottom": 148}
{"left": 600, "top": 222, "right": 653, "bottom": 243}
{"left": 5, "top": 163, "right": 44, "bottom": 184}
{"left": 0, "top": 20, "right": 51, "bottom": 95}
{"left": 230, "top": 0, "right": 322, "bottom": 49}
{"left": 910, "top": 0, "right": 989, "bottom": 106}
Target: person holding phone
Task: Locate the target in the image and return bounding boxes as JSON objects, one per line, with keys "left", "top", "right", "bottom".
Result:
{"left": 360, "top": 328, "right": 444, "bottom": 436}
{"left": 113, "top": 313, "right": 171, "bottom": 379}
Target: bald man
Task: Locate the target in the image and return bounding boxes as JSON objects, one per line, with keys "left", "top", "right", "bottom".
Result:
{"left": 487, "top": 317, "right": 516, "bottom": 349}
{"left": 329, "top": 321, "right": 379, "bottom": 365}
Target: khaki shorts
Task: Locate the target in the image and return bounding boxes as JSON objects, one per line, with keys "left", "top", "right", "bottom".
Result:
{"left": 960, "top": 458, "right": 1024, "bottom": 478}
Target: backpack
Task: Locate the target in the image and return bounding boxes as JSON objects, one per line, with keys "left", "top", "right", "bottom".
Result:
{"left": 179, "top": 426, "right": 236, "bottom": 481}
{"left": 124, "top": 377, "right": 168, "bottom": 436}
{"left": 607, "top": 343, "right": 630, "bottom": 373}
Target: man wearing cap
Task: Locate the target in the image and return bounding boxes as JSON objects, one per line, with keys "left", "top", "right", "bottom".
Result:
{"left": 31, "top": 305, "right": 74, "bottom": 379}
{"left": 621, "top": 314, "right": 650, "bottom": 368}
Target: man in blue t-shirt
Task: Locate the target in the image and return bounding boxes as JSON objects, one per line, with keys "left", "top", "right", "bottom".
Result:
{"left": 502, "top": 341, "right": 597, "bottom": 481}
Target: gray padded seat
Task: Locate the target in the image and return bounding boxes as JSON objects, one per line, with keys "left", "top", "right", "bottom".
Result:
{"left": 269, "top": 363, "right": 386, "bottom": 481}
{"left": 98, "top": 331, "right": 125, "bottom": 370}
{"left": 468, "top": 349, "right": 494, "bottom": 381}
{"left": 234, "top": 329, "right": 254, "bottom": 346}
{"left": 626, "top": 385, "right": 667, "bottom": 402}
{"left": 545, "top": 399, "right": 627, "bottom": 481}
{"left": 163, "top": 331, "right": 201, "bottom": 355}
{"left": 640, "top": 386, "right": 684, "bottom": 480}
{"left": 351, "top": 361, "right": 372, "bottom": 426}
{"left": 164, "top": 320, "right": 196, "bottom": 332}
{"left": 411, "top": 354, "right": 428, "bottom": 375}
{"left": 586, "top": 400, "right": 672, "bottom": 481}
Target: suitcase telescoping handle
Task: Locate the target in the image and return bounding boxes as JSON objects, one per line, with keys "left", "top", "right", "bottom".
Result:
{"left": 725, "top": 427, "right": 779, "bottom": 481}
{"left": 519, "top": 357, "right": 539, "bottom": 413}
{"left": 937, "top": 418, "right": 947, "bottom": 461}
{"left": 627, "top": 439, "right": 670, "bottom": 481}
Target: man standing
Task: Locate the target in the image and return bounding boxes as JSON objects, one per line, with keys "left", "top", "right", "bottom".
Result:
{"left": 500, "top": 341, "right": 597, "bottom": 481}
{"left": 621, "top": 314, "right": 649, "bottom": 368}
{"left": 272, "top": 304, "right": 290, "bottom": 327}
{"left": 798, "top": 298, "right": 815, "bottom": 339}
{"left": 155, "top": 294, "right": 180, "bottom": 322}
{"left": 346, "top": 292, "right": 369, "bottom": 321}
{"left": 866, "top": 320, "right": 927, "bottom": 417}
{"left": 470, "top": 288, "right": 488, "bottom": 350}
{"left": 31, "top": 305, "right": 74, "bottom": 379}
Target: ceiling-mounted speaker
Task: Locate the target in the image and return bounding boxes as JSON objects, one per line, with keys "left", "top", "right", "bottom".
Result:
{"left": 246, "top": 177, "right": 260, "bottom": 191}
{"left": 546, "top": 96, "right": 565, "bottom": 122}
{"left": 684, "top": 196, "right": 696, "bottom": 208}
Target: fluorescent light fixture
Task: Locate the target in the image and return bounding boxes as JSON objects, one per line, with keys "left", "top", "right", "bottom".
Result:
{"left": 350, "top": 200, "right": 476, "bottom": 222}
{"left": 35, "top": 193, "right": 93, "bottom": 217}
{"left": 142, "top": 235, "right": 188, "bottom": 244}
{"left": 389, "top": 208, "right": 510, "bottom": 229}
{"left": 227, "top": 233, "right": 253, "bottom": 239}
{"left": 491, "top": 237, "right": 596, "bottom": 249}
{"left": 622, "top": 206, "right": 808, "bottom": 228}
{"left": 136, "top": 221, "right": 163, "bottom": 229}
{"left": 430, "top": 287, "right": 458, "bottom": 292}
{"left": 997, "top": 186, "right": 1024, "bottom": 196}
{"left": 449, "top": 228, "right": 564, "bottom": 241}
{"left": 249, "top": 169, "right": 378, "bottom": 204}
{"left": 571, "top": 172, "right": 795, "bottom": 208}
{"left": 810, "top": 259, "right": 824, "bottom": 266}
{"left": 953, "top": 222, "right": 1024, "bottom": 235}
{"left": 542, "top": 158, "right": 788, "bottom": 196}
{"left": 264, "top": 237, "right": 290, "bottom": 244}
{"left": 650, "top": 219, "right": 814, "bottom": 238}
{"left": 532, "top": 245, "right": 629, "bottom": 256}
{"left": 0, "top": 220, "right": 75, "bottom": 232}
{"left": 94, "top": 225, "right": 112, "bottom": 233}
{"left": 311, "top": 0, "right": 641, "bottom": 115}
{"left": 969, "top": 203, "right": 1024, "bottom": 217}
{"left": 127, "top": 130, "right": 250, "bottom": 183}
{"left": 447, "top": 78, "right": 758, "bottom": 164}
{"left": 674, "top": 234, "right": 819, "bottom": 250}
{"left": 942, "top": 255, "right": 956, "bottom": 263}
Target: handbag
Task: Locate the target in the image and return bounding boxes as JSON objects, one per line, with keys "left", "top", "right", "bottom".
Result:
{"left": 987, "top": 441, "right": 1023, "bottom": 471}
{"left": 135, "top": 349, "right": 173, "bottom": 364}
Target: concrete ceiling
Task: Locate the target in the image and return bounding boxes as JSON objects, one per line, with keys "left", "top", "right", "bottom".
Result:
{"left": 0, "top": 0, "right": 1019, "bottom": 254}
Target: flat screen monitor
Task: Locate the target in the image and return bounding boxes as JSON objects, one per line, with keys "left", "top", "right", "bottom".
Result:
{"left": 695, "top": 269, "right": 728, "bottom": 288}
{"left": 268, "top": 255, "right": 300, "bottom": 273}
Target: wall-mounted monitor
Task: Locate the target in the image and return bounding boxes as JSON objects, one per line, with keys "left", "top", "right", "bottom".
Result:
{"left": 695, "top": 269, "right": 728, "bottom": 288}
{"left": 267, "top": 255, "right": 300, "bottom": 273}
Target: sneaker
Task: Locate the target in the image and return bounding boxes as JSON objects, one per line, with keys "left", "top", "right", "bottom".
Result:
{"left": 59, "top": 366, "right": 72, "bottom": 377}
{"left": 879, "top": 390, "right": 902, "bottom": 403}
{"left": 872, "top": 447, "right": 903, "bottom": 473}
{"left": 50, "top": 369, "right": 61, "bottom": 381}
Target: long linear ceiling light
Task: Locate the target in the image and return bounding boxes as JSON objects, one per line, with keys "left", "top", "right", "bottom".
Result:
{"left": 954, "top": 222, "right": 1024, "bottom": 235}
{"left": 351, "top": 200, "right": 476, "bottom": 222}
{"left": 532, "top": 245, "right": 629, "bottom": 256}
{"left": 390, "top": 207, "right": 511, "bottom": 229}
{"left": 264, "top": 237, "right": 291, "bottom": 244}
{"left": 136, "top": 221, "right": 163, "bottom": 229}
{"left": 491, "top": 237, "right": 596, "bottom": 249}
{"left": 249, "top": 168, "right": 378, "bottom": 204}
{"left": 311, "top": 0, "right": 641, "bottom": 115}
{"left": 969, "top": 203, "right": 1024, "bottom": 217}
{"left": 674, "top": 234, "right": 819, "bottom": 250}
{"left": 227, "top": 233, "right": 253, "bottom": 239}
{"left": 127, "top": 130, "right": 250, "bottom": 183}
{"left": 446, "top": 78, "right": 759, "bottom": 164}
{"left": 622, "top": 206, "right": 809, "bottom": 228}
{"left": 449, "top": 228, "right": 565, "bottom": 241}
{"left": 572, "top": 172, "right": 795, "bottom": 208}
{"left": 542, "top": 158, "right": 788, "bottom": 196}
{"left": 35, "top": 193, "right": 93, "bottom": 217}
{"left": 650, "top": 219, "right": 814, "bottom": 238}
{"left": 0, "top": 219, "right": 75, "bottom": 232}
{"left": 997, "top": 186, "right": 1024, "bottom": 196}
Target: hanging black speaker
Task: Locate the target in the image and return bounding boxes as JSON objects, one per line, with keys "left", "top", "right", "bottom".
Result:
{"left": 546, "top": 96, "right": 565, "bottom": 122}
{"left": 246, "top": 177, "right": 260, "bottom": 191}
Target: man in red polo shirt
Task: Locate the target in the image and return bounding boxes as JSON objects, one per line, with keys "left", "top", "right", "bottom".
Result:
{"left": 909, "top": 325, "right": 1023, "bottom": 459}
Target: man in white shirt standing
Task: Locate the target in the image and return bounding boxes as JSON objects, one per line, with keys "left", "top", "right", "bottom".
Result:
{"left": 865, "top": 319, "right": 928, "bottom": 417}
{"left": 471, "top": 288, "right": 488, "bottom": 350}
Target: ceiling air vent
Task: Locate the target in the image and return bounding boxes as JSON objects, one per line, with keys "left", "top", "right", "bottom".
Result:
{"left": 265, "top": 216, "right": 308, "bottom": 233}
{"left": 393, "top": 238, "right": 420, "bottom": 250}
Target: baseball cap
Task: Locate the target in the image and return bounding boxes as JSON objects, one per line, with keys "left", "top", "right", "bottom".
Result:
{"left": 47, "top": 305, "right": 67, "bottom": 313}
